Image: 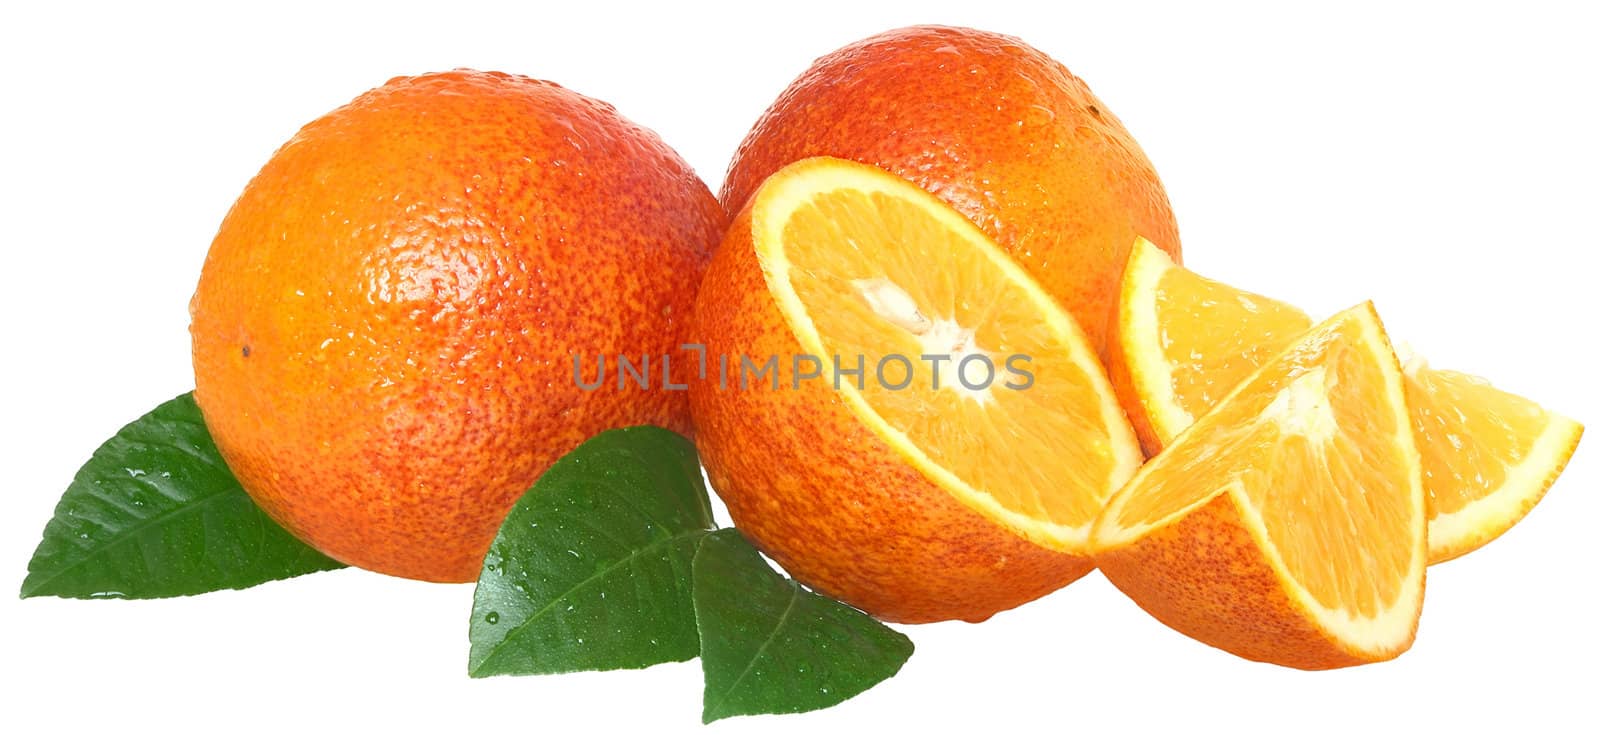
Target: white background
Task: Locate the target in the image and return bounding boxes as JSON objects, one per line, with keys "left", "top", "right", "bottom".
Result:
{"left": 2, "top": 1, "right": 1595, "bottom": 732}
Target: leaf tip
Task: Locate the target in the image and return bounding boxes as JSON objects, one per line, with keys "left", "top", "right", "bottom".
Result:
{"left": 700, "top": 705, "right": 728, "bottom": 725}
{"left": 465, "top": 643, "right": 492, "bottom": 679}
{"left": 18, "top": 568, "right": 50, "bottom": 599}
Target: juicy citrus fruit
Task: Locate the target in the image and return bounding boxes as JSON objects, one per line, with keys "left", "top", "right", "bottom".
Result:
{"left": 688, "top": 157, "right": 1142, "bottom": 623}
{"left": 1110, "top": 238, "right": 1583, "bottom": 562}
{"left": 1093, "top": 303, "right": 1426, "bottom": 669}
{"left": 1403, "top": 359, "right": 1582, "bottom": 561}
{"left": 190, "top": 70, "right": 726, "bottom": 582}
{"left": 721, "top": 25, "right": 1181, "bottom": 354}
{"left": 1107, "top": 239, "right": 1316, "bottom": 455}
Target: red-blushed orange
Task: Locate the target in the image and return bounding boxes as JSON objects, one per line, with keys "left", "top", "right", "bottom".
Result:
{"left": 190, "top": 70, "right": 726, "bottom": 582}
{"left": 721, "top": 25, "right": 1181, "bottom": 353}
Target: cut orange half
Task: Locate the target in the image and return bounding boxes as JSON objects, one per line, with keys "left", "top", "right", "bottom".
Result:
{"left": 1110, "top": 238, "right": 1583, "bottom": 563}
{"left": 1093, "top": 303, "right": 1426, "bottom": 669}
{"left": 688, "top": 157, "right": 1143, "bottom": 623}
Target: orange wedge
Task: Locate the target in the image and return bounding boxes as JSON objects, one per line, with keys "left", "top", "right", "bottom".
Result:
{"left": 688, "top": 157, "right": 1143, "bottom": 623}
{"left": 1405, "top": 361, "right": 1583, "bottom": 561}
{"left": 1093, "top": 303, "right": 1426, "bottom": 669}
{"left": 1110, "top": 239, "right": 1583, "bottom": 562}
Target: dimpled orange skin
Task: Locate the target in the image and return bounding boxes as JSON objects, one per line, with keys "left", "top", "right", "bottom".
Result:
{"left": 190, "top": 70, "right": 726, "bottom": 583}
{"left": 687, "top": 203, "right": 1092, "bottom": 625}
{"left": 1095, "top": 497, "right": 1420, "bottom": 670}
{"left": 720, "top": 25, "right": 1181, "bottom": 353}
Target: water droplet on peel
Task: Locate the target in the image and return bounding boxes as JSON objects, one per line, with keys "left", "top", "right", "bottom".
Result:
{"left": 484, "top": 612, "right": 500, "bottom": 624}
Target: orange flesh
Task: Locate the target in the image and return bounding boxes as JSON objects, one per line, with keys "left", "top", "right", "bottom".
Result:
{"left": 1109, "top": 307, "right": 1418, "bottom": 616}
{"left": 778, "top": 188, "right": 1126, "bottom": 530}
{"left": 1409, "top": 367, "right": 1551, "bottom": 517}
{"left": 1156, "top": 265, "right": 1313, "bottom": 419}
{"left": 1139, "top": 246, "right": 1576, "bottom": 545}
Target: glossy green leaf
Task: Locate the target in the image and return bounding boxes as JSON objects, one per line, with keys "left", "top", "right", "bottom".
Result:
{"left": 693, "top": 529, "right": 914, "bottom": 723}
{"left": 468, "top": 426, "right": 715, "bottom": 677}
{"left": 21, "top": 393, "right": 344, "bottom": 599}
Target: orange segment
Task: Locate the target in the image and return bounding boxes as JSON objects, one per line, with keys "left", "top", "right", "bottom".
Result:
{"left": 1406, "top": 361, "right": 1584, "bottom": 561}
{"left": 1093, "top": 303, "right": 1425, "bottom": 669}
{"left": 1111, "top": 238, "right": 1583, "bottom": 563}
{"left": 758, "top": 157, "right": 1143, "bottom": 548}
{"left": 1110, "top": 237, "right": 1312, "bottom": 452}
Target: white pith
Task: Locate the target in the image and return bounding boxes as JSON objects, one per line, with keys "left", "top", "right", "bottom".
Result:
{"left": 851, "top": 276, "right": 995, "bottom": 405}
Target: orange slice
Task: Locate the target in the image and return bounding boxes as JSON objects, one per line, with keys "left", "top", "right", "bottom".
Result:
{"left": 1405, "top": 361, "right": 1583, "bottom": 561}
{"left": 1110, "top": 238, "right": 1583, "bottom": 562}
{"left": 1092, "top": 303, "right": 1426, "bottom": 669}
{"left": 688, "top": 157, "right": 1143, "bottom": 622}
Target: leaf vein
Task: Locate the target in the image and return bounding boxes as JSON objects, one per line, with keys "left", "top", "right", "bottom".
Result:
{"left": 25, "top": 490, "right": 246, "bottom": 595}
{"left": 705, "top": 581, "right": 802, "bottom": 719}
{"left": 473, "top": 529, "right": 705, "bottom": 674}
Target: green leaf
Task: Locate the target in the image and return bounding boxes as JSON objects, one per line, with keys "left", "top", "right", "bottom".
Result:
{"left": 693, "top": 529, "right": 914, "bottom": 723}
{"left": 21, "top": 393, "right": 344, "bottom": 599}
{"left": 468, "top": 426, "right": 715, "bottom": 677}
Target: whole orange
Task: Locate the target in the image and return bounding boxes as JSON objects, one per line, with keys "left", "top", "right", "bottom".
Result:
{"left": 721, "top": 25, "right": 1182, "bottom": 352}
{"left": 190, "top": 70, "right": 725, "bottom": 583}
